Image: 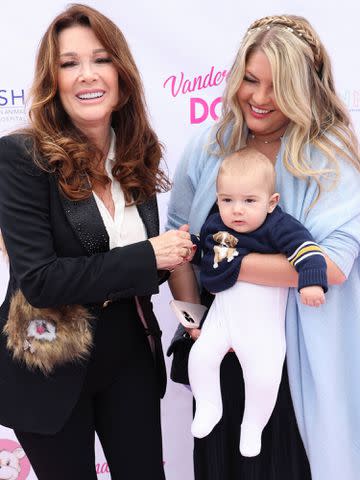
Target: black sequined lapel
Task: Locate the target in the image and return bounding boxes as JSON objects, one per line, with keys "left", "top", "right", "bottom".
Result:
{"left": 136, "top": 196, "right": 159, "bottom": 239}
{"left": 58, "top": 188, "right": 109, "bottom": 256}
{"left": 58, "top": 176, "right": 158, "bottom": 253}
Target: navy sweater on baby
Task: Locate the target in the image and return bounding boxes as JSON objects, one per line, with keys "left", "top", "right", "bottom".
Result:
{"left": 191, "top": 206, "right": 328, "bottom": 294}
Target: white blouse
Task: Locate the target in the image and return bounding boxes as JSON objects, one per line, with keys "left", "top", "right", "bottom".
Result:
{"left": 93, "top": 129, "right": 147, "bottom": 248}
{"left": 93, "top": 130, "right": 154, "bottom": 351}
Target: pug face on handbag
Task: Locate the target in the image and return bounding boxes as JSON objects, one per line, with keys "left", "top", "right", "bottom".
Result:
{"left": 3, "top": 290, "right": 94, "bottom": 374}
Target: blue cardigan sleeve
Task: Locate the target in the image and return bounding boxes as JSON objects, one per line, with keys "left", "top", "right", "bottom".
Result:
{"left": 297, "top": 145, "right": 360, "bottom": 278}
{"left": 166, "top": 127, "right": 213, "bottom": 231}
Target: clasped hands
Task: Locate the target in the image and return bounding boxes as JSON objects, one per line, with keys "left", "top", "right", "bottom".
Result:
{"left": 149, "top": 224, "right": 196, "bottom": 272}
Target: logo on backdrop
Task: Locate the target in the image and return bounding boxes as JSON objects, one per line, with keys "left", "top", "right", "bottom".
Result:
{"left": 163, "top": 66, "right": 227, "bottom": 124}
{"left": 0, "top": 89, "right": 26, "bottom": 132}
{"left": 0, "top": 439, "right": 31, "bottom": 480}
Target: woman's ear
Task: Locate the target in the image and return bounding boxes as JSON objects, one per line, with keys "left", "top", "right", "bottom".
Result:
{"left": 268, "top": 192, "right": 280, "bottom": 213}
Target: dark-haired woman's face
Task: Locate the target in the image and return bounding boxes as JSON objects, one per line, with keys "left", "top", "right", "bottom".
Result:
{"left": 237, "top": 50, "right": 289, "bottom": 139}
{"left": 57, "top": 25, "right": 119, "bottom": 132}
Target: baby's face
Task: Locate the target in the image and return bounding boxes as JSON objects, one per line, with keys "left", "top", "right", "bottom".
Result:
{"left": 217, "top": 172, "right": 278, "bottom": 233}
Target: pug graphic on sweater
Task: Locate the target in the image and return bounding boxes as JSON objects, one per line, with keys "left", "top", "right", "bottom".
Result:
{"left": 212, "top": 231, "right": 239, "bottom": 268}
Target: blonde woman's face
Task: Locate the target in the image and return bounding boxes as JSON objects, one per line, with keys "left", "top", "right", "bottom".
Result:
{"left": 237, "top": 50, "right": 289, "bottom": 140}
{"left": 57, "top": 25, "right": 119, "bottom": 132}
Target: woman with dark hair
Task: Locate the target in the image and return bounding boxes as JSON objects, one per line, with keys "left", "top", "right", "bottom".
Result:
{"left": 0, "top": 4, "right": 193, "bottom": 479}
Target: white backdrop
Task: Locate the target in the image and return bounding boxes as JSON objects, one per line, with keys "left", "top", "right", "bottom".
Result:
{"left": 0, "top": 1, "right": 359, "bottom": 478}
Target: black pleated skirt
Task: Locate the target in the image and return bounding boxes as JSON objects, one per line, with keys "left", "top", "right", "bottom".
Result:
{"left": 193, "top": 353, "right": 311, "bottom": 480}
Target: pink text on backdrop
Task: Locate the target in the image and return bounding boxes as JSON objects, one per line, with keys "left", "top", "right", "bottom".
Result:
{"left": 96, "top": 462, "right": 110, "bottom": 475}
{"left": 190, "top": 97, "right": 222, "bottom": 124}
{"left": 163, "top": 66, "right": 227, "bottom": 97}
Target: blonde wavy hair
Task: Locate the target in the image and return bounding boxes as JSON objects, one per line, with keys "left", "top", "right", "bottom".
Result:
{"left": 25, "top": 3, "right": 170, "bottom": 203}
{"left": 216, "top": 14, "right": 360, "bottom": 202}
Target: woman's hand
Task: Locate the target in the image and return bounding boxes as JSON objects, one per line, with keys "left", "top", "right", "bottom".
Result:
{"left": 149, "top": 225, "right": 194, "bottom": 271}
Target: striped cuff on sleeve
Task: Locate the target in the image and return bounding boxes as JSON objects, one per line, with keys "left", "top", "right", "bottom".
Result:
{"left": 298, "top": 268, "right": 328, "bottom": 293}
{"left": 288, "top": 241, "right": 325, "bottom": 267}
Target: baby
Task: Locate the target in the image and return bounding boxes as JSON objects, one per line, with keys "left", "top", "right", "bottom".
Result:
{"left": 189, "top": 147, "right": 327, "bottom": 456}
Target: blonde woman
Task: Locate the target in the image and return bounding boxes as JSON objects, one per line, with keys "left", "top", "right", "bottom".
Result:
{"left": 167, "top": 14, "right": 360, "bottom": 480}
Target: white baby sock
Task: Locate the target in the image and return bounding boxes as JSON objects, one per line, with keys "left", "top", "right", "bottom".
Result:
{"left": 191, "top": 401, "right": 222, "bottom": 438}
{"left": 239, "top": 422, "right": 262, "bottom": 457}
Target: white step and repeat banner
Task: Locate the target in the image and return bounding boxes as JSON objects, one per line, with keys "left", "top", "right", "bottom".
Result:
{"left": 0, "top": 1, "right": 359, "bottom": 478}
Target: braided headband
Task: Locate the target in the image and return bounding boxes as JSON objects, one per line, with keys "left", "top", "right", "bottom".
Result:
{"left": 246, "top": 24, "right": 304, "bottom": 41}
{"left": 244, "top": 21, "right": 322, "bottom": 74}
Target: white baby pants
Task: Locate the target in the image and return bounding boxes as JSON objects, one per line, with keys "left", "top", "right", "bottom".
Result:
{"left": 188, "top": 281, "right": 288, "bottom": 456}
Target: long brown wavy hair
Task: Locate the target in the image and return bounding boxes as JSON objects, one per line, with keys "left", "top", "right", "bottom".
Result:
{"left": 26, "top": 3, "right": 170, "bottom": 203}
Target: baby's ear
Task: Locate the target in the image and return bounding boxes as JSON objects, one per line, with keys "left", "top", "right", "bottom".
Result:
{"left": 268, "top": 193, "right": 280, "bottom": 213}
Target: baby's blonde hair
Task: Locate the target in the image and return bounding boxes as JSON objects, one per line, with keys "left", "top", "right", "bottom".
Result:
{"left": 217, "top": 147, "right": 276, "bottom": 194}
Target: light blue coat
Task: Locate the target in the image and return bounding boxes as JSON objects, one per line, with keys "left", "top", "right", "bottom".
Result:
{"left": 166, "top": 125, "right": 360, "bottom": 480}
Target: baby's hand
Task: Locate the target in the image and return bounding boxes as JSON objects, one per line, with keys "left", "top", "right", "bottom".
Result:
{"left": 299, "top": 285, "right": 325, "bottom": 307}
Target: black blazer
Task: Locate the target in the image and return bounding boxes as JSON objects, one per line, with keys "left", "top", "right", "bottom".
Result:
{"left": 0, "top": 134, "right": 167, "bottom": 434}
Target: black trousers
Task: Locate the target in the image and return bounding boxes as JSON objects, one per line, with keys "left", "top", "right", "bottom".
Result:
{"left": 15, "top": 301, "right": 165, "bottom": 480}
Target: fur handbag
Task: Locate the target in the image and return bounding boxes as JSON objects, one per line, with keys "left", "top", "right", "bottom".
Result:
{"left": 3, "top": 290, "right": 94, "bottom": 375}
